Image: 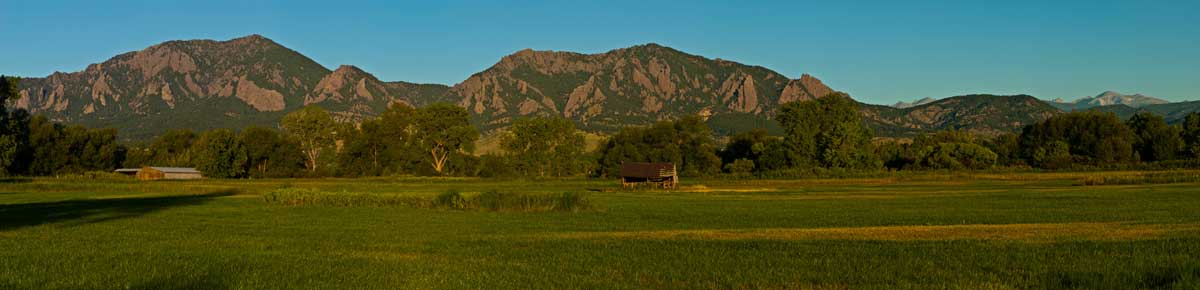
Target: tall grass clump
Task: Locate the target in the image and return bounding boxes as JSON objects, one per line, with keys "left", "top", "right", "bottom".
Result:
{"left": 263, "top": 188, "right": 428, "bottom": 207}
{"left": 434, "top": 189, "right": 468, "bottom": 210}
{"left": 473, "top": 190, "right": 594, "bottom": 212}
{"left": 263, "top": 188, "right": 595, "bottom": 212}
{"left": 1080, "top": 172, "right": 1200, "bottom": 186}
{"left": 552, "top": 191, "right": 593, "bottom": 212}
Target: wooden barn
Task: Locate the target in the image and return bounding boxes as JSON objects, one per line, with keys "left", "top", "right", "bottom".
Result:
{"left": 620, "top": 162, "right": 678, "bottom": 189}
{"left": 114, "top": 167, "right": 203, "bottom": 180}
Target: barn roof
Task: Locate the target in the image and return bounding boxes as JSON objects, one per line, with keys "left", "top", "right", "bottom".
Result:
{"left": 620, "top": 162, "right": 676, "bottom": 178}
{"left": 149, "top": 167, "right": 201, "bottom": 174}
{"left": 114, "top": 167, "right": 201, "bottom": 174}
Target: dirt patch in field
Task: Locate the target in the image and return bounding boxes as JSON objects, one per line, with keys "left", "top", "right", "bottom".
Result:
{"left": 546, "top": 222, "right": 1200, "bottom": 242}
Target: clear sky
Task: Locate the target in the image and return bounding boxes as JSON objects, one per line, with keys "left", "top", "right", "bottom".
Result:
{"left": 2, "top": 0, "right": 1197, "bottom": 105}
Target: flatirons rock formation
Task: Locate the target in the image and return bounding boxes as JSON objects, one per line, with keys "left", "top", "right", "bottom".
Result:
{"left": 19, "top": 35, "right": 326, "bottom": 117}
{"left": 305, "top": 65, "right": 451, "bottom": 121}
{"left": 449, "top": 44, "right": 834, "bottom": 132}
{"left": 16, "top": 35, "right": 448, "bottom": 139}
{"left": 13, "top": 34, "right": 1070, "bottom": 139}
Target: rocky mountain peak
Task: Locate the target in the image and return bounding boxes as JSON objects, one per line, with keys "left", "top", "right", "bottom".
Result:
{"left": 1096, "top": 91, "right": 1123, "bottom": 98}
{"left": 892, "top": 97, "right": 937, "bottom": 108}
{"left": 228, "top": 34, "right": 275, "bottom": 45}
{"left": 779, "top": 74, "right": 833, "bottom": 104}
{"left": 331, "top": 65, "right": 371, "bottom": 77}
{"left": 450, "top": 42, "right": 835, "bottom": 132}
{"left": 1076, "top": 91, "right": 1168, "bottom": 108}
{"left": 13, "top": 37, "right": 847, "bottom": 139}
{"left": 14, "top": 34, "right": 334, "bottom": 136}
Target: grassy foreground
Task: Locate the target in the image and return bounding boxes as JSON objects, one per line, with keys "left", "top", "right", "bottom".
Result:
{"left": 1, "top": 172, "right": 1199, "bottom": 289}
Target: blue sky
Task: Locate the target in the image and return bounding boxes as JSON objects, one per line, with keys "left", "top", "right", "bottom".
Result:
{"left": 2, "top": 0, "right": 1197, "bottom": 104}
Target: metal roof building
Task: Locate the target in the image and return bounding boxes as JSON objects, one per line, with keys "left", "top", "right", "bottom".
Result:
{"left": 115, "top": 167, "right": 203, "bottom": 180}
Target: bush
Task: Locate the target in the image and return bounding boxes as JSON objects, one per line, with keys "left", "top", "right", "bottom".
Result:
{"left": 552, "top": 191, "right": 593, "bottom": 212}
{"left": 433, "top": 189, "right": 468, "bottom": 209}
{"left": 724, "top": 159, "right": 755, "bottom": 175}
{"left": 475, "top": 190, "right": 593, "bottom": 212}
{"left": 476, "top": 190, "right": 506, "bottom": 211}
{"left": 915, "top": 143, "right": 998, "bottom": 170}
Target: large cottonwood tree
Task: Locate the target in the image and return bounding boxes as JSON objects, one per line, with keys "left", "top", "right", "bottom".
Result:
{"left": 413, "top": 103, "right": 477, "bottom": 174}
{"left": 281, "top": 106, "right": 336, "bottom": 173}
{"left": 501, "top": 117, "right": 587, "bottom": 177}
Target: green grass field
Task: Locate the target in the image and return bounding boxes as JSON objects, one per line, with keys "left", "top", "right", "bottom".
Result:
{"left": 2, "top": 172, "right": 1199, "bottom": 289}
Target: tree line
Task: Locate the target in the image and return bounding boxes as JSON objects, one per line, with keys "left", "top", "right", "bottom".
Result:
{"left": 4, "top": 76, "right": 1200, "bottom": 178}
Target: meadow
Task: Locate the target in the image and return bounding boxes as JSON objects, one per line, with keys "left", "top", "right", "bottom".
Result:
{"left": 1, "top": 171, "right": 1198, "bottom": 289}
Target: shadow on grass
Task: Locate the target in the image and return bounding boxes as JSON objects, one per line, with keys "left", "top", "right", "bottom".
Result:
{"left": 0, "top": 274, "right": 235, "bottom": 290}
{"left": 1046, "top": 265, "right": 1200, "bottom": 290}
{"left": 124, "top": 275, "right": 233, "bottom": 290}
{"left": 0, "top": 178, "right": 31, "bottom": 184}
{"left": 0, "top": 190, "right": 236, "bottom": 231}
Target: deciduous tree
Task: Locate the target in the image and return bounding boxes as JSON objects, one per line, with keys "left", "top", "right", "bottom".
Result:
{"left": 776, "top": 93, "right": 878, "bottom": 169}
{"left": 1126, "top": 112, "right": 1182, "bottom": 162}
{"left": 1020, "top": 111, "right": 1135, "bottom": 168}
{"left": 413, "top": 103, "right": 477, "bottom": 174}
{"left": 281, "top": 106, "right": 336, "bottom": 173}
{"left": 597, "top": 115, "right": 721, "bottom": 177}
{"left": 0, "top": 76, "right": 26, "bottom": 175}
{"left": 1181, "top": 112, "right": 1200, "bottom": 158}
{"left": 149, "top": 129, "right": 197, "bottom": 167}
{"left": 501, "top": 117, "right": 587, "bottom": 177}
{"left": 193, "top": 129, "right": 248, "bottom": 178}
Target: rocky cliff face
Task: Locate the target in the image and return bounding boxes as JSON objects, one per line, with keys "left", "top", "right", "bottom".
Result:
{"left": 16, "top": 35, "right": 448, "bottom": 139}
{"left": 304, "top": 65, "right": 450, "bottom": 121}
{"left": 19, "top": 35, "right": 327, "bottom": 119}
{"left": 447, "top": 44, "right": 834, "bottom": 131}
{"left": 15, "top": 35, "right": 1058, "bottom": 140}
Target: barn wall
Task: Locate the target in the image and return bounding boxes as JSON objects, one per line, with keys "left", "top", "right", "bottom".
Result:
{"left": 163, "top": 173, "right": 203, "bottom": 180}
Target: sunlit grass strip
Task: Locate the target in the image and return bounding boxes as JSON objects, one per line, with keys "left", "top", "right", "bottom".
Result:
{"left": 545, "top": 222, "right": 1200, "bottom": 242}
{"left": 264, "top": 188, "right": 595, "bottom": 212}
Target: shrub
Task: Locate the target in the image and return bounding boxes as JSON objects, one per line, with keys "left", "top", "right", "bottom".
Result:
{"left": 552, "top": 191, "right": 593, "bottom": 212}
{"left": 915, "top": 143, "right": 998, "bottom": 170}
{"left": 475, "top": 190, "right": 594, "bottom": 212}
{"left": 724, "top": 159, "right": 756, "bottom": 175}
{"left": 433, "top": 189, "right": 468, "bottom": 209}
{"left": 476, "top": 190, "right": 505, "bottom": 211}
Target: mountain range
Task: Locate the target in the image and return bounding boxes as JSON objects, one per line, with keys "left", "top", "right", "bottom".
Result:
{"left": 1085, "top": 100, "right": 1200, "bottom": 124}
{"left": 892, "top": 97, "right": 937, "bottom": 109}
{"left": 10, "top": 35, "right": 1190, "bottom": 140}
{"left": 1050, "top": 91, "right": 1170, "bottom": 111}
